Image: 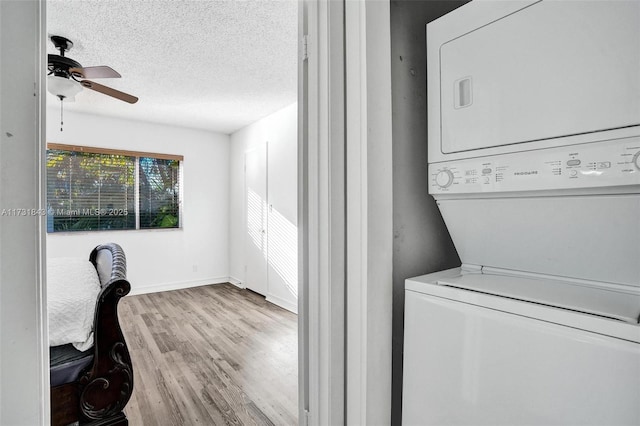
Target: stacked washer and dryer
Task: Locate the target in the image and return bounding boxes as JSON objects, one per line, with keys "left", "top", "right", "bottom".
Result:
{"left": 402, "top": 1, "right": 640, "bottom": 425}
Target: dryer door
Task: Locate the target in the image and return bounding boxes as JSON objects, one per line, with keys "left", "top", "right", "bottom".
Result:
{"left": 439, "top": 0, "right": 640, "bottom": 154}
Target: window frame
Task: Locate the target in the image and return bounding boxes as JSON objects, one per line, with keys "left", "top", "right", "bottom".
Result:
{"left": 47, "top": 143, "right": 184, "bottom": 233}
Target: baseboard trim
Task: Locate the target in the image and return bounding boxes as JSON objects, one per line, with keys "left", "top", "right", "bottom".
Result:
{"left": 129, "top": 277, "right": 230, "bottom": 296}
{"left": 266, "top": 294, "right": 298, "bottom": 314}
{"left": 129, "top": 277, "right": 298, "bottom": 315}
{"left": 228, "top": 276, "right": 245, "bottom": 289}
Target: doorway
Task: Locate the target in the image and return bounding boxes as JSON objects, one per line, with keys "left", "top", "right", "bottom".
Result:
{"left": 43, "top": 1, "right": 301, "bottom": 424}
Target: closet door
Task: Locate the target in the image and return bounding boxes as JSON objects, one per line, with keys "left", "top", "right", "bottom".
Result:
{"left": 244, "top": 142, "right": 268, "bottom": 295}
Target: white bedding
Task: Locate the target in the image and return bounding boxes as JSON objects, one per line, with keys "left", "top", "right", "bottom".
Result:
{"left": 47, "top": 257, "right": 102, "bottom": 351}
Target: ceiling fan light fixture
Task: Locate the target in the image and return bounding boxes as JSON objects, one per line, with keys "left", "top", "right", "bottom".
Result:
{"left": 47, "top": 35, "right": 138, "bottom": 104}
{"left": 47, "top": 75, "right": 82, "bottom": 101}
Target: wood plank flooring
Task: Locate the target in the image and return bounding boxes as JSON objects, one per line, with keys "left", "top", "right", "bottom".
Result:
{"left": 118, "top": 283, "right": 298, "bottom": 426}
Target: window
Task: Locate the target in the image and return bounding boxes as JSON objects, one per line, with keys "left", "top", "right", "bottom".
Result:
{"left": 47, "top": 144, "right": 183, "bottom": 232}
{"left": 139, "top": 157, "right": 181, "bottom": 229}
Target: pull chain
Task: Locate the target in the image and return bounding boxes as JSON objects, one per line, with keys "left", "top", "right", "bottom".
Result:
{"left": 59, "top": 95, "right": 64, "bottom": 132}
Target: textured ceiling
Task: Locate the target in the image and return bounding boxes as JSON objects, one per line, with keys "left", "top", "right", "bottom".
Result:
{"left": 47, "top": 0, "right": 298, "bottom": 134}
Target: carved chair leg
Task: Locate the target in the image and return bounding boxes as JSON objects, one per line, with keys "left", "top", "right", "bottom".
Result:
{"left": 51, "top": 383, "right": 80, "bottom": 426}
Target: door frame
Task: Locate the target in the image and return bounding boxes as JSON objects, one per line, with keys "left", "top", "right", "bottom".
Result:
{"left": 1, "top": 0, "right": 49, "bottom": 424}
{"left": 298, "top": 0, "right": 347, "bottom": 424}
{"left": 29, "top": 0, "right": 393, "bottom": 424}
{"left": 300, "top": 0, "right": 393, "bottom": 425}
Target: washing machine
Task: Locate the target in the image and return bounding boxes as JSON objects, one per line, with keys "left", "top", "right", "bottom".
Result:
{"left": 403, "top": 1, "right": 640, "bottom": 424}
{"left": 403, "top": 267, "right": 640, "bottom": 425}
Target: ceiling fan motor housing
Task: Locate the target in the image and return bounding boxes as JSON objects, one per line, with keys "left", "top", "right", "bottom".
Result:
{"left": 48, "top": 36, "right": 83, "bottom": 78}
{"left": 48, "top": 54, "right": 82, "bottom": 78}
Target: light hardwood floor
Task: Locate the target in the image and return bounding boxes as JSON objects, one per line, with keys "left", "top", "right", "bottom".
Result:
{"left": 119, "top": 283, "right": 298, "bottom": 425}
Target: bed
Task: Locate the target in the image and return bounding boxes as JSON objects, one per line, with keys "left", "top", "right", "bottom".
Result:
{"left": 49, "top": 243, "right": 134, "bottom": 426}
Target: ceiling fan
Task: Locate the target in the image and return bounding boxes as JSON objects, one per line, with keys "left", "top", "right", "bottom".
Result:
{"left": 47, "top": 35, "right": 138, "bottom": 104}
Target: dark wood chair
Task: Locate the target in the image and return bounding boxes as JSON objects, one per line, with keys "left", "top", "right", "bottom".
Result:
{"left": 50, "top": 243, "right": 134, "bottom": 426}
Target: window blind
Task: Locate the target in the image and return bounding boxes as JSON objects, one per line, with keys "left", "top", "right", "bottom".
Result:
{"left": 47, "top": 149, "right": 136, "bottom": 231}
{"left": 46, "top": 144, "right": 182, "bottom": 232}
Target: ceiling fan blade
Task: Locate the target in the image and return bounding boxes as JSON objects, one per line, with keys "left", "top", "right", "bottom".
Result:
{"left": 70, "top": 66, "right": 121, "bottom": 79}
{"left": 80, "top": 80, "right": 138, "bottom": 104}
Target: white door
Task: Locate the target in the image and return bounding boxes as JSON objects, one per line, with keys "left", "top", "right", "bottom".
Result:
{"left": 244, "top": 142, "right": 268, "bottom": 295}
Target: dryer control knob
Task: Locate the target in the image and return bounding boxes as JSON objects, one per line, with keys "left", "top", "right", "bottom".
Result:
{"left": 435, "top": 169, "right": 454, "bottom": 188}
{"left": 633, "top": 151, "right": 640, "bottom": 171}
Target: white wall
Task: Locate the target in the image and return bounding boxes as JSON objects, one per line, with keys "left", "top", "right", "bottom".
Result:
{"left": 0, "top": 1, "right": 48, "bottom": 424}
{"left": 229, "top": 103, "right": 298, "bottom": 312}
{"left": 46, "top": 110, "right": 230, "bottom": 294}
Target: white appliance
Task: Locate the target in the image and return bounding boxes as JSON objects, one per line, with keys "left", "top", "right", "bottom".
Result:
{"left": 403, "top": 1, "right": 640, "bottom": 425}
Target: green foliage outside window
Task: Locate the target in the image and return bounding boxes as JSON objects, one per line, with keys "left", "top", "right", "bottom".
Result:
{"left": 139, "top": 157, "right": 180, "bottom": 229}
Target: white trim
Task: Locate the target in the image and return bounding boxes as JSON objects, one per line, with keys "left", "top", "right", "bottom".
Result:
{"left": 228, "top": 276, "right": 245, "bottom": 289}
{"left": 300, "top": 0, "right": 347, "bottom": 425}
{"left": 128, "top": 277, "right": 231, "bottom": 296}
{"left": 345, "top": 0, "right": 393, "bottom": 424}
{"left": 345, "top": 1, "right": 368, "bottom": 422}
{"left": 37, "top": 1, "right": 49, "bottom": 424}
{"left": 325, "top": 1, "right": 347, "bottom": 423}
{"left": 305, "top": 0, "right": 321, "bottom": 421}
{"left": 266, "top": 294, "right": 298, "bottom": 314}
{"left": 298, "top": 1, "right": 311, "bottom": 422}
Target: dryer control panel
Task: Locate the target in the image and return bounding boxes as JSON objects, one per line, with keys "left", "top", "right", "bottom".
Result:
{"left": 429, "top": 137, "right": 640, "bottom": 194}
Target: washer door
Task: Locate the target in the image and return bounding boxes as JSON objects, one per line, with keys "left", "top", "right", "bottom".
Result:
{"left": 402, "top": 289, "right": 640, "bottom": 425}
